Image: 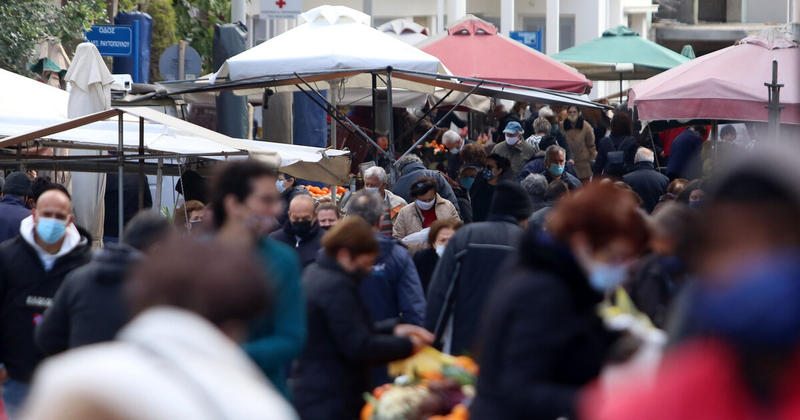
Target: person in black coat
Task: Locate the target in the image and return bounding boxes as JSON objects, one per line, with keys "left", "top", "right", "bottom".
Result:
{"left": 426, "top": 182, "right": 532, "bottom": 355}
{"left": 470, "top": 183, "right": 650, "bottom": 420}
{"left": 0, "top": 187, "right": 91, "bottom": 414}
{"left": 104, "top": 173, "right": 153, "bottom": 242}
{"left": 469, "top": 154, "right": 513, "bottom": 223}
{"left": 593, "top": 112, "right": 639, "bottom": 178}
{"left": 413, "top": 219, "right": 463, "bottom": 293}
{"left": 622, "top": 147, "right": 670, "bottom": 213}
{"left": 292, "top": 217, "right": 433, "bottom": 420}
{"left": 276, "top": 173, "right": 311, "bottom": 229}
{"left": 35, "top": 212, "right": 174, "bottom": 355}
{"left": 269, "top": 195, "right": 324, "bottom": 268}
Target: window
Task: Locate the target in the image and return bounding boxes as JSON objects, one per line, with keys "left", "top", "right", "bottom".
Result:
{"left": 522, "top": 15, "right": 575, "bottom": 50}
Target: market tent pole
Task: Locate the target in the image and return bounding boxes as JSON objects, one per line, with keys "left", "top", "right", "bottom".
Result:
{"left": 117, "top": 112, "right": 124, "bottom": 242}
{"left": 293, "top": 72, "right": 385, "bottom": 153}
{"left": 766, "top": 60, "right": 784, "bottom": 141}
{"left": 138, "top": 116, "right": 145, "bottom": 210}
{"left": 155, "top": 158, "right": 163, "bottom": 211}
{"left": 396, "top": 82, "right": 483, "bottom": 163}
{"left": 386, "top": 67, "right": 396, "bottom": 180}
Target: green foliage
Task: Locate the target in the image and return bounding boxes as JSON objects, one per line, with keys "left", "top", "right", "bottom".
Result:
{"left": 144, "top": 0, "right": 177, "bottom": 81}
{"left": 173, "top": 0, "right": 231, "bottom": 74}
{"left": 0, "top": 0, "right": 107, "bottom": 75}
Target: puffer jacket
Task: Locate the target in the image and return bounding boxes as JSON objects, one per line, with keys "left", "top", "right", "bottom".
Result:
{"left": 392, "top": 194, "right": 461, "bottom": 240}
{"left": 560, "top": 117, "right": 597, "bottom": 180}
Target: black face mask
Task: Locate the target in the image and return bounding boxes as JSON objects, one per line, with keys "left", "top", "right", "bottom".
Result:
{"left": 291, "top": 220, "right": 313, "bottom": 237}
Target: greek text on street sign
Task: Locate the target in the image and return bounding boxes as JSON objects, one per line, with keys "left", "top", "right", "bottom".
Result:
{"left": 85, "top": 25, "right": 133, "bottom": 57}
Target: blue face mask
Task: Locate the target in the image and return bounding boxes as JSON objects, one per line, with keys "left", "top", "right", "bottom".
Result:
{"left": 588, "top": 262, "right": 628, "bottom": 293}
{"left": 481, "top": 169, "right": 493, "bottom": 180}
{"left": 549, "top": 163, "right": 565, "bottom": 176}
{"left": 276, "top": 180, "right": 286, "bottom": 193}
{"left": 36, "top": 217, "right": 67, "bottom": 244}
{"left": 460, "top": 177, "right": 475, "bottom": 190}
{"left": 689, "top": 200, "right": 704, "bottom": 209}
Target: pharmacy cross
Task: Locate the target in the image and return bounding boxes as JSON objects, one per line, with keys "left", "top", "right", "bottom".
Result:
{"left": 275, "top": 0, "right": 286, "bottom": 8}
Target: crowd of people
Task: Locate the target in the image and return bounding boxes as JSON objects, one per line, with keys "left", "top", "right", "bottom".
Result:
{"left": 0, "top": 101, "right": 791, "bottom": 420}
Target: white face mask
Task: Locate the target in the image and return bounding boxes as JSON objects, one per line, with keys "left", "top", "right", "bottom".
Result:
{"left": 435, "top": 244, "right": 446, "bottom": 257}
{"left": 505, "top": 135, "right": 519, "bottom": 146}
{"left": 364, "top": 186, "right": 379, "bottom": 194}
{"left": 415, "top": 197, "right": 436, "bottom": 211}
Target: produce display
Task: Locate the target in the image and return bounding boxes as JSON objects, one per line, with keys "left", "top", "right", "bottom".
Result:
{"left": 301, "top": 184, "right": 347, "bottom": 200}
{"left": 361, "top": 347, "right": 478, "bottom": 420}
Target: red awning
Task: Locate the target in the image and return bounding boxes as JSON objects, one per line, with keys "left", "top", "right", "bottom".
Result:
{"left": 418, "top": 16, "right": 592, "bottom": 94}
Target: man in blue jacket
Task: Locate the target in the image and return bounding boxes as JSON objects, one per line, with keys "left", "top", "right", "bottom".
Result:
{"left": 208, "top": 160, "right": 306, "bottom": 399}
{"left": 0, "top": 172, "right": 32, "bottom": 244}
{"left": 347, "top": 190, "right": 426, "bottom": 326}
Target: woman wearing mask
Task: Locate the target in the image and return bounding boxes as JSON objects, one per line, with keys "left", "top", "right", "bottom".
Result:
{"left": 392, "top": 177, "right": 461, "bottom": 240}
{"left": 292, "top": 217, "right": 434, "bottom": 420}
{"left": 470, "top": 154, "right": 513, "bottom": 222}
{"left": 412, "top": 219, "right": 463, "bottom": 293}
{"left": 471, "top": 183, "right": 649, "bottom": 420}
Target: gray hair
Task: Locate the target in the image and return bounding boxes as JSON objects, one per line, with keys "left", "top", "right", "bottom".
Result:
{"left": 396, "top": 154, "right": 422, "bottom": 172}
{"left": 520, "top": 173, "right": 548, "bottom": 201}
{"left": 634, "top": 147, "right": 655, "bottom": 164}
{"left": 346, "top": 190, "right": 384, "bottom": 227}
{"left": 363, "top": 166, "right": 388, "bottom": 184}
{"left": 441, "top": 130, "right": 462, "bottom": 148}
{"left": 533, "top": 117, "right": 551, "bottom": 135}
{"left": 538, "top": 106, "right": 555, "bottom": 118}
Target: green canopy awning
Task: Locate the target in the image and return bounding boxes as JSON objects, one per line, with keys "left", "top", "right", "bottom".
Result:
{"left": 551, "top": 25, "right": 690, "bottom": 80}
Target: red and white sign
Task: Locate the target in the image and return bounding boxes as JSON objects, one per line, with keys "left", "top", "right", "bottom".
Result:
{"left": 261, "top": 0, "right": 302, "bottom": 16}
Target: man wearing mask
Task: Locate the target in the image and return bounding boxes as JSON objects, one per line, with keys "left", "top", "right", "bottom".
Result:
{"left": 561, "top": 105, "right": 596, "bottom": 183}
{"left": 0, "top": 172, "right": 33, "bottom": 243}
{"left": 441, "top": 130, "right": 466, "bottom": 180}
{"left": 347, "top": 190, "right": 426, "bottom": 326}
{"left": 270, "top": 195, "right": 325, "bottom": 268}
{"left": 209, "top": 161, "right": 306, "bottom": 399}
{"left": 314, "top": 202, "right": 340, "bottom": 231}
{"left": 426, "top": 182, "right": 533, "bottom": 355}
{"left": 492, "top": 121, "right": 536, "bottom": 179}
{"left": 0, "top": 185, "right": 92, "bottom": 416}
{"left": 541, "top": 145, "right": 582, "bottom": 190}
{"left": 275, "top": 172, "right": 310, "bottom": 229}
{"left": 346, "top": 166, "right": 406, "bottom": 237}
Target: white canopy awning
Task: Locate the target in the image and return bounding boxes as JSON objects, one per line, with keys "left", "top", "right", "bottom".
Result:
{"left": 211, "top": 5, "right": 443, "bottom": 96}
{"left": 0, "top": 68, "right": 69, "bottom": 119}
{"left": 0, "top": 107, "right": 351, "bottom": 185}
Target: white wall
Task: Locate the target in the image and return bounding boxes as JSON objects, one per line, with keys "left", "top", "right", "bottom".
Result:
{"left": 746, "top": 0, "right": 789, "bottom": 23}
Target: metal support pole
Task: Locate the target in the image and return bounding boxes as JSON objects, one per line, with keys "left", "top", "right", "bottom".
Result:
{"left": 765, "top": 60, "right": 784, "bottom": 142}
{"left": 154, "top": 158, "right": 163, "bottom": 211}
{"left": 117, "top": 113, "right": 124, "bottom": 242}
{"left": 619, "top": 72, "right": 624, "bottom": 104}
{"left": 293, "top": 73, "right": 387, "bottom": 154}
{"left": 386, "top": 67, "right": 396, "bottom": 180}
{"left": 396, "top": 82, "right": 484, "bottom": 164}
{"left": 138, "top": 117, "right": 145, "bottom": 210}
{"left": 372, "top": 73, "right": 377, "bottom": 139}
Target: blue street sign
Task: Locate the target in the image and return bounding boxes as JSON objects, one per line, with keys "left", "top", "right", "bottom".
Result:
{"left": 85, "top": 25, "right": 134, "bottom": 57}
{"left": 510, "top": 29, "right": 543, "bottom": 52}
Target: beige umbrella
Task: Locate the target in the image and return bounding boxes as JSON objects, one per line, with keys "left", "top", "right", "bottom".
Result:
{"left": 64, "top": 43, "right": 115, "bottom": 248}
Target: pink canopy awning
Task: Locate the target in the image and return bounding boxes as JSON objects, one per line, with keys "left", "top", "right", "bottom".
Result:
{"left": 417, "top": 16, "right": 592, "bottom": 94}
{"left": 630, "top": 31, "right": 800, "bottom": 124}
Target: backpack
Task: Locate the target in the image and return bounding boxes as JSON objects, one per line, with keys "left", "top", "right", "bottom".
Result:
{"left": 605, "top": 136, "right": 630, "bottom": 177}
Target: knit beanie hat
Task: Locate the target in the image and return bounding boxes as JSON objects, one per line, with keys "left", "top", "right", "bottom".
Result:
{"left": 2, "top": 172, "right": 31, "bottom": 197}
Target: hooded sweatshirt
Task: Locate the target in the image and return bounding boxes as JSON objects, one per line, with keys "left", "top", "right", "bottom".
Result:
{"left": 0, "top": 215, "right": 91, "bottom": 382}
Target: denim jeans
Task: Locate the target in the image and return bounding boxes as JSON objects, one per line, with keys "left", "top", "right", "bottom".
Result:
{"left": 1, "top": 379, "right": 29, "bottom": 420}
